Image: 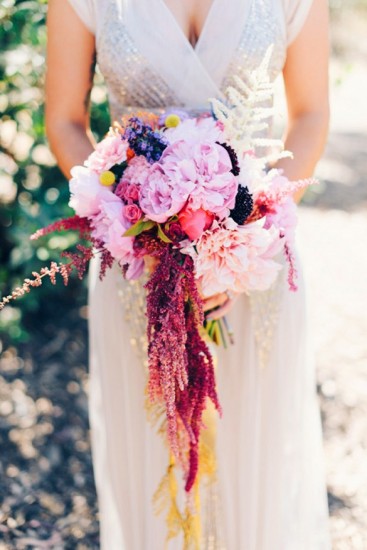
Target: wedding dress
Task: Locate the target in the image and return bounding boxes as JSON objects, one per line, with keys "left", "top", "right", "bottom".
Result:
{"left": 66, "top": 1, "right": 331, "bottom": 548}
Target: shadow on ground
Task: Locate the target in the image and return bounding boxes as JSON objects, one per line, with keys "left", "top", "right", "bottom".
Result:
{"left": 0, "top": 292, "right": 98, "bottom": 549}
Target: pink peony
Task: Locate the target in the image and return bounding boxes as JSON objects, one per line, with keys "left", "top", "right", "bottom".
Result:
{"left": 139, "top": 163, "right": 194, "bottom": 223}
{"left": 106, "top": 218, "right": 144, "bottom": 279}
{"left": 85, "top": 134, "right": 128, "bottom": 174}
{"left": 90, "top": 195, "right": 126, "bottom": 244}
{"left": 123, "top": 203, "right": 142, "bottom": 224}
{"left": 181, "top": 218, "right": 283, "bottom": 296}
{"left": 90, "top": 196, "right": 143, "bottom": 279}
{"left": 161, "top": 140, "right": 238, "bottom": 218}
{"left": 69, "top": 166, "right": 113, "bottom": 218}
{"left": 178, "top": 205, "right": 214, "bottom": 241}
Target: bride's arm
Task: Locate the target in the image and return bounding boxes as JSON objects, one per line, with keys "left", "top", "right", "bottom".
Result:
{"left": 46, "top": 0, "right": 96, "bottom": 178}
{"left": 277, "top": 0, "right": 329, "bottom": 202}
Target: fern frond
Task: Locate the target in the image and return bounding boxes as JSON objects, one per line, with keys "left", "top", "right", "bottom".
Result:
{"left": 209, "top": 45, "right": 289, "bottom": 163}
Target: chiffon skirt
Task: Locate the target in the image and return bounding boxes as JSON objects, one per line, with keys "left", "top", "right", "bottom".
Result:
{"left": 87, "top": 250, "right": 331, "bottom": 550}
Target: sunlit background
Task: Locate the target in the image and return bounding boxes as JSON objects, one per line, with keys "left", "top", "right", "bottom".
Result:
{"left": 0, "top": 1, "right": 366, "bottom": 548}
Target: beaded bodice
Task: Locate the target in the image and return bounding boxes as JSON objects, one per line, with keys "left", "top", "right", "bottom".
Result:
{"left": 96, "top": 0, "right": 287, "bottom": 120}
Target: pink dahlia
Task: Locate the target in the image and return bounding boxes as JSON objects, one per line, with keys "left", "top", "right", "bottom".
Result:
{"left": 181, "top": 219, "right": 283, "bottom": 296}
{"left": 85, "top": 134, "right": 128, "bottom": 174}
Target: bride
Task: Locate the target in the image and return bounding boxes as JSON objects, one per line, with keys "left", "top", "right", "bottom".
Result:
{"left": 46, "top": 0, "right": 331, "bottom": 548}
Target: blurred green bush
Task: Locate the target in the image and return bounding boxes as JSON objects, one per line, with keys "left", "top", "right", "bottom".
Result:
{"left": 0, "top": 0, "right": 109, "bottom": 345}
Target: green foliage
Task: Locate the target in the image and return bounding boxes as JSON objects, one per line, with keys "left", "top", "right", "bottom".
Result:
{"left": 0, "top": 0, "right": 110, "bottom": 344}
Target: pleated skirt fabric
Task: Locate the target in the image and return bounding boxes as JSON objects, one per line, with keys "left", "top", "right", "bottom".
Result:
{"left": 87, "top": 250, "right": 331, "bottom": 550}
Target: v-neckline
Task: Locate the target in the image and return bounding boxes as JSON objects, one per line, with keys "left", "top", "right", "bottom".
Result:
{"left": 156, "top": 0, "right": 219, "bottom": 53}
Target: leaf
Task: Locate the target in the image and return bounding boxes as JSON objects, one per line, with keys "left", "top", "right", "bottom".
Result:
{"left": 141, "top": 220, "right": 155, "bottom": 232}
{"left": 157, "top": 224, "right": 172, "bottom": 243}
{"left": 123, "top": 219, "right": 154, "bottom": 237}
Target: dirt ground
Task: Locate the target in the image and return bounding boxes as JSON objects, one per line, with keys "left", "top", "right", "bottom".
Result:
{"left": 299, "top": 13, "right": 367, "bottom": 547}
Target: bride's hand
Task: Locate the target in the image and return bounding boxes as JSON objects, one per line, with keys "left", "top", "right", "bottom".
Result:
{"left": 203, "top": 291, "right": 239, "bottom": 321}
{"left": 144, "top": 255, "right": 159, "bottom": 274}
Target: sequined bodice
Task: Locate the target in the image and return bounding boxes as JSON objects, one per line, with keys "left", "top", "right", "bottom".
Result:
{"left": 96, "top": 0, "right": 287, "bottom": 120}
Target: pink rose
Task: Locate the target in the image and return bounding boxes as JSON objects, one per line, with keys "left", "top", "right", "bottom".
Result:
{"left": 86, "top": 135, "right": 128, "bottom": 174}
{"left": 123, "top": 203, "right": 142, "bottom": 224}
{"left": 166, "top": 222, "right": 186, "bottom": 242}
{"left": 125, "top": 184, "right": 140, "bottom": 202}
{"left": 178, "top": 206, "right": 214, "bottom": 241}
{"left": 115, "top": 180, "right": 140, "bottom": 203}
{"left": 115, "top": 179, "right": 129, "bottom": 200}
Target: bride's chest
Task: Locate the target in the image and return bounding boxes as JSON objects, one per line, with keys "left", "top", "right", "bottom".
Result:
{"left": 95, "top": 0, "right": 287, "bottom": 112}
{"left": 163, "top": 0, "right": 214, "bottom": 47}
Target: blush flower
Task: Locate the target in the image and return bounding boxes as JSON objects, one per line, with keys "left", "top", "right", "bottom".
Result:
{"left": 85, "top": 134, "right": 128, "bottom": 174}
{"left": 181, "top": 218, "right": 283, "bottom": 296}
{"left": 69, "top": 166, "right": 113, "bottom": 218}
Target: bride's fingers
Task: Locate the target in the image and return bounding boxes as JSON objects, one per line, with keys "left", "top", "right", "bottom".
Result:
{"left": 144, "top": 255, "right": 159, "bottom": 273}
{"left": 206, "top": 298, "right": 234, "bottom": 320}
{"left": 202, "top": 292, "right": 228, "bottom": 312}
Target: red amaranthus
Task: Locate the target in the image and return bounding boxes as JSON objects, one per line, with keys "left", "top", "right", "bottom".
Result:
{"left": 143, "top": 240, "right": 221, "bottom": 492}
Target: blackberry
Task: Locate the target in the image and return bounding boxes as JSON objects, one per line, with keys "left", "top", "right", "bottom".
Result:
{"left": 217, "top": 142, "right": 240, "bottom": 175}
{"left": 230, "top": 186, "right": 253, "bottom": 224}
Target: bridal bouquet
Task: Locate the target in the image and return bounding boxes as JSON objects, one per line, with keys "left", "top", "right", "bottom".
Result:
{"left": 1, "top": 51, "right": 314, "bottom": 544}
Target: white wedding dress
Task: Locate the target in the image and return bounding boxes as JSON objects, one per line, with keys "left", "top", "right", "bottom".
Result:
{"left": 67, "top": 1, "right": 331, "bottom": 548}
